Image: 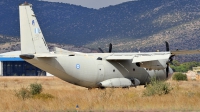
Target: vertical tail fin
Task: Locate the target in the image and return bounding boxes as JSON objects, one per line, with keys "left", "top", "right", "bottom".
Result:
{"left": 19, "top": 2, "right": 49, "bottom": 54}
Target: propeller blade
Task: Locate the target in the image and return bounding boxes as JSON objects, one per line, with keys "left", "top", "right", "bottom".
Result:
{"left": 165, "top": 41, "right": 169, "bottom": 51}
{"left": 98, "top": 48, "right": 104, "bottom": 53}
{"left": 169, "top": 55, "right": 175, "bottom": 65}
{"left": 109, "top": 43, "right": 112, "bottom": 53}
{"left": 166, "top": 63, "right": 169, "bottom": 78}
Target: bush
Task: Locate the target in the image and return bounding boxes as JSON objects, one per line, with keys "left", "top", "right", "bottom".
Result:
{"left": 15, "top": 83, "right": 55, "bottom": 100}
{"left": 143, "top": 77, "right": 172, "bottom": 96}
{"left": 15, "top": 83, "right": 45, "bottom": 100}
{"left": 30, "top": 83, "right": 42, "bottom": 95}
{"left": 172, "top": 72, "right": 187, "bottom": 81}
{"left": 33, "top": 93, "right": 54, "bottom": 99}
{"left": 15, "top": 87, "right": 31, "bottom": 100}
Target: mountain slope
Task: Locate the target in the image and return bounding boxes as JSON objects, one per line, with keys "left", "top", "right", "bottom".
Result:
{"left": 0, "top": 0, "right": 200, "bottom": 56}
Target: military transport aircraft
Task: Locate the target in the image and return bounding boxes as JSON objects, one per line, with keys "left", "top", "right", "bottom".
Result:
{"left": 19, "top": 2, "right": 200, "bottom": 88}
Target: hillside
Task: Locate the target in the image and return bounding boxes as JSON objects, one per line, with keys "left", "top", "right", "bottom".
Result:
{"left": 0, "top": 35, "right": 96, "bottom": 53}
{"left": 1, "top": 0, "right": 200, "bottom": 62}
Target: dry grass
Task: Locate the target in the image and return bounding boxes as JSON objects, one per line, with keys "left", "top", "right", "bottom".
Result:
{"left": 0, "top": 77, "right": 200, "bottom": 111}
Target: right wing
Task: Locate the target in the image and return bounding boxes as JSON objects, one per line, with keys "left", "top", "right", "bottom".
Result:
{"left": 171, "top": 50, "right": 200, "bottom": 55}
{"left": 106, "top": 52, "right": 171, "bottom": 63}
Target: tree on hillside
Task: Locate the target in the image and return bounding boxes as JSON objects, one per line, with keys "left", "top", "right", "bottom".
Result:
{"left": 170, "top": 61, "right": 200, "bottom": 72}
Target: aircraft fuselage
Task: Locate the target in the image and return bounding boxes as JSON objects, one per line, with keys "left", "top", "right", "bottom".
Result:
{"left": 24, "top": 53, "right": 173, "bottom": 88}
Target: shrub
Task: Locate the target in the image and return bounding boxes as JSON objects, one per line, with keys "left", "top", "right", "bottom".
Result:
{"left": 15, "top": 83, "right": 54, "bottom": 100}
{"left": 15, "top": 87, "right": 31, "bottom": 100}
{"left": 33, "top": 93, "right": 54, "bottom": 99}
{"left": 143, "top": 77, "right": 172, "bottom": 96}
{"left": 30, "top": 83, "right": 42, "bottom": 95}
{"left": 172, "top": 72, "right": 187, "bottom": 81}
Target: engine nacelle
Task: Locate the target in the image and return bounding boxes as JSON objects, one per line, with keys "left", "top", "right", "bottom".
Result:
{"left": 99, "top": 78, "right": 140, "bottom": 88}
{"left": 136, "top": 60, "right": 167, "bottom": 70}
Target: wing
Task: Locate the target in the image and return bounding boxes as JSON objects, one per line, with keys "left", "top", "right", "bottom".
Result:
{"left": 171, "top": 50, "right": 200, "bottom": 55}
{"left": 106, "top": 52, "right": 171, "bottom": 63}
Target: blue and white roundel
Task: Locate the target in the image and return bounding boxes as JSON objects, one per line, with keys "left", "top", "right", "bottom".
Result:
{"left": 32, "top": 20, "right": 35, "bottom": 26}
{"left": 76, "top": 64, "right": 80, "bottom": 69}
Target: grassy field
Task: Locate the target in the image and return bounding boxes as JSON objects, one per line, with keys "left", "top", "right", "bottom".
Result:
{"left": 0, "top": 77, "right": 200, "bottom": 112}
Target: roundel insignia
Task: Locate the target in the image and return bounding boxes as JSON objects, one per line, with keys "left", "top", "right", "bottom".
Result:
{"left": 76, "top": 64, "right": 80, "bottom": 69}
{"left": 32, "top": 20, "right": 35, "bottom": 26}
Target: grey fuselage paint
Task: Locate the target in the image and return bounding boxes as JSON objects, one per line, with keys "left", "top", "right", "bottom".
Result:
{"left": 24, "top": 54, "right": 172, "bottom": 88}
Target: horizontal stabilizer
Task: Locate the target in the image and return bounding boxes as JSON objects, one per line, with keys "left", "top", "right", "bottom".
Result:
{"left": 20, "top": 53, "right": 57, "bottom": 59}
{"left": 20, "top": 54, "right": 34, "bottom": 59}
{"left": 35, "top": 54, "right": 57, "bottom": 58}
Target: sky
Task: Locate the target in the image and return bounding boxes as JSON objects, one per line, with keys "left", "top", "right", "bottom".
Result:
{"left": 42, "top": 0, "right": 135, "bottom": 9}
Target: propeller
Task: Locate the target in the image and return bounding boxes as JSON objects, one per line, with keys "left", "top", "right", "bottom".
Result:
{"left": 109, "top": 43, "right": 112, "bottom": 53}
{"left": 165, "top": 41, "right": 170, "bottom": 78}
{"left": 165, "top": 41, "right": 169, "bottom": 51}
{"left": 166, "top": 63, "right": 169, "bottom": 78}
{"left": 165, "top": 41, "right": 175, "bottom": 78}
{"left": 98, "top": 43, "right": 113, "bottom": 53}
{"left": 98, "top": 48, "right": 104, "bottom": 53}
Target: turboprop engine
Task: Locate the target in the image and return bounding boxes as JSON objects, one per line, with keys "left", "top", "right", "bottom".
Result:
{"left": 98, "top": 78, "right": 140, "bottom": 88}
{"left": 136, "top": 60, "right": 167, "bottom": 70}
